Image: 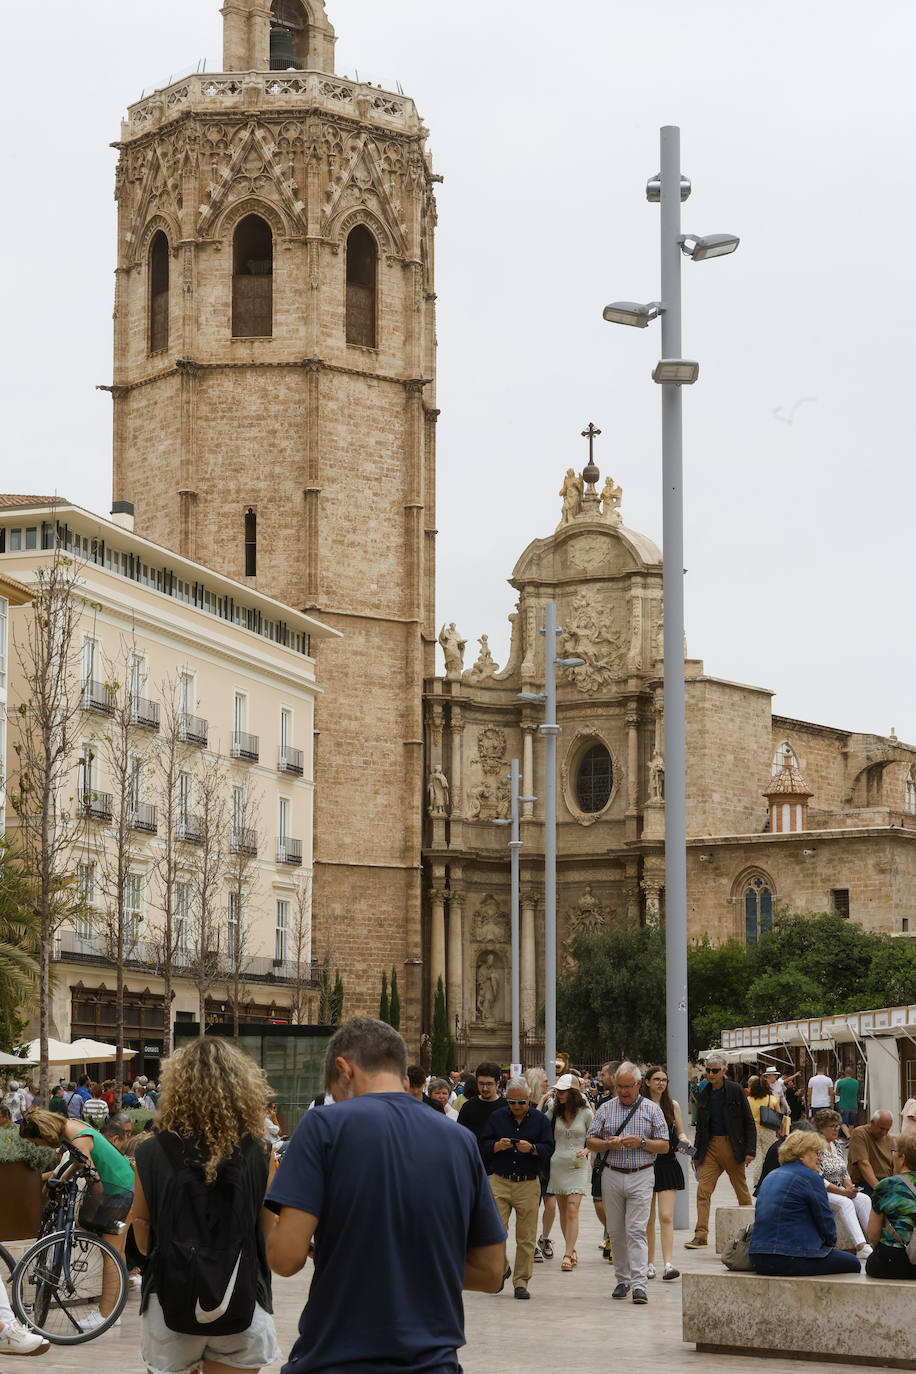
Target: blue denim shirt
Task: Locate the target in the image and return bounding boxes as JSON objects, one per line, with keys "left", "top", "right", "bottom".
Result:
{"left": 749, "top": 1159, "right": 837, "bottom": 1258}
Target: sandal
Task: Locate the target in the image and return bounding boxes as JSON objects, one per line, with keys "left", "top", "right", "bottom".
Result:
{"left": 561, "top": 1255, "right": 574, "bottom": 1271}
{"left": 570, "top": 1250, "right": 578, "bottom": 1267}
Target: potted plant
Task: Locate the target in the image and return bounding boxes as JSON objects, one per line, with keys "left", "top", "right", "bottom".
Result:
{"left": 0, "top": 1126, "right": 56, "bottom": 1241}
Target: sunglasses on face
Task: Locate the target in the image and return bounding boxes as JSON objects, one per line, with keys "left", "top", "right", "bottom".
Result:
{"left": 507, "top": 1098, "right": 528, "bottom": 1106}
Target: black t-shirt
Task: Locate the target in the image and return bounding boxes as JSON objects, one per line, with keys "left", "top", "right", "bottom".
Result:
{"left": 456, "top": 1095, "right": 503, "bottom": 1144}
{"left": 135, "top": 1131, "right": 272, "bottom": 1314}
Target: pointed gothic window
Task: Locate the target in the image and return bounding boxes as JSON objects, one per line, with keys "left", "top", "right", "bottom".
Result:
{"left": 346, "top": 226, "right": 377, "bottom": 348}
{"left": 232, "top": 215, "right": 273, "bottom": 338}
{"left": 149, "top": 231, "right": 170, "bottom": 353}
{"left": 744, "top": 876, "right": 773, "bottom": 947}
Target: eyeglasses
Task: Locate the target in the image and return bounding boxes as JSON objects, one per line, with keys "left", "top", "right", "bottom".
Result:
{"left": 506, "top": 1098, "right": 528, "bottom": 1106}
{"left": 707, "top": 1067, "right": 724, "bottom": 1074}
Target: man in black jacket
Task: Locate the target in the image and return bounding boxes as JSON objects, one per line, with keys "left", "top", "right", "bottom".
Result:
{"left": 685, "top": 1054, "right": 756, "bottom": 1248}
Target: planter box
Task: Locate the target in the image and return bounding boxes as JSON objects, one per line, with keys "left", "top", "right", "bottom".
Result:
{"left": 0, "top": 1162, "right": 43, "bottom": 1241}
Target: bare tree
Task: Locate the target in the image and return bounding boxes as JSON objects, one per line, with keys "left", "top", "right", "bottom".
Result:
{"left": 8, "top": 547, "right": 87, "bottom": 1104}
{"left": 223, "top": 784, "right": 261, "bottom": 1043}
{"left": 147, "top": 677, "right": 192, "bottom": 1059}
{"left": 287, "top": 868, "right": 313, "bottom": 1025}
{"left": 185, "top": 754, "right": 227, "bottom": 1032}
{"left": 90, "top": 641, "right": 156, "bottom": 1104}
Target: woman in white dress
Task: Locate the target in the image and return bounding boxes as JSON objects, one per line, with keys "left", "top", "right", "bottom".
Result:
{"left": 546, "top": 1074, "right": 594, "bottom": 1271}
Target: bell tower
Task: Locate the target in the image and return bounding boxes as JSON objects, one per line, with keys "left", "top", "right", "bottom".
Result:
{"left": 110, "top": 0, "right": 439, "bottom": 1038}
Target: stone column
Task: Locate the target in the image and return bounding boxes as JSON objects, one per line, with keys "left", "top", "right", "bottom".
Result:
{"left": 642, "top": 879, "right": 663, "bottom": 930}
{"left": 521, "top": 893, "right": 536, "bottom": 1031}
{"left": 522, "top": 724, "right": 536, "bottom": 819}
{"left": 447, "top": 891, "right": 463, "bottom": 1027}
{"left": 449, "top": 705, "right": 464, "bottom": 818}
{"left": 430, "top": 888, "right": 447, "bottom": 1007}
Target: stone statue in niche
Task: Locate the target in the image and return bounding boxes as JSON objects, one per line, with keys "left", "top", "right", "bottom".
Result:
{"left": 600, "top": 475, "right": 623, "bottom": 523}
{"left": 438, "top": 622, "right": 466, "bottom": 679}
{"left": 476, "top": 951, "right": 502, "bottom": 1022}
{"left": 427, "top": 765, "right": 449, "bottom": 817}
{"left": 463, "top": 634, "right": 499, "bottom": 684}
{"left": 558, "top": 468, "right": 583, "bottom": 526}
{"left": 649, "top": 749, "right": 665, "bottom": 802}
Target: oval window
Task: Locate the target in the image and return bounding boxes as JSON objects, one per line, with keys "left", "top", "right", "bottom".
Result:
{"left": 575, "top": 743, "right": 613, "bottom": 814}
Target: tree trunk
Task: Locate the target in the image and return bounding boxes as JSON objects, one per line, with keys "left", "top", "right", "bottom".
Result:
{"left": 162, "top": 966, "right": 172, "bottom": 1059}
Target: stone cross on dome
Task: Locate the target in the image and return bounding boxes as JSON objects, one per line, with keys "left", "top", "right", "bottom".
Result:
{"left": 579, "top": 421, "right": 602, "bottom": 515}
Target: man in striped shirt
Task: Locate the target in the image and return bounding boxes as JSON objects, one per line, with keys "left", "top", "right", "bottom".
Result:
{"left": 586, "top": 1061, "right": 669, "bottom": 1304}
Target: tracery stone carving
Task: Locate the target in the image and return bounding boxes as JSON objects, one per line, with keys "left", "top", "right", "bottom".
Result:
{"left": 473, "top": 894, "right": 508, "bottom": 945}
{"left": 560, "top": 590, "right": 624, "bottom": 693}
{"left": 473, "top": 727, "right": 507, "bottom": 777}
{"left": 463, "top": 635, "right": 499, "bottom": 684}
{"left": 466, "top": 727, "right": 509, "bottom": 821}
{"left": 560, "top": 726, "right": 620, "bottom": 826}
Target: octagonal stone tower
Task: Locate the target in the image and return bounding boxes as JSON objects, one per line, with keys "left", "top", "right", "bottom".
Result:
{"left": 110, "top": 0, "right": 439, "bottom": 1037}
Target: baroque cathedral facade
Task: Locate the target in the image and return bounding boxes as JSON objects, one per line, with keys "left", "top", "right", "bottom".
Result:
{"left": 108, "top": 1, "right": 916, "bottom": 1059}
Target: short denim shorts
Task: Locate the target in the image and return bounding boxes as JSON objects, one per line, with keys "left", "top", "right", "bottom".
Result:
{"left": 140, "top": 1293, "right": 280, "bottom": 1374}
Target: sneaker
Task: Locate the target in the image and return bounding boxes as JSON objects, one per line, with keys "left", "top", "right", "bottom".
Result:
{"left": 632, "top": 1287, "right": 648, "bottom": 1304}
{"left": 611, "top": 1282, "right": 630, "bottom": 1299}
{"left": 662, "top": 1263, "right": 680, "bottom": 1280}
{"left": 0, "top": 1321, "right": 51, "bottom": 1356}
{"left": 683, "top": 1236, "right": 707, "bottom": 1249}
{"left": 513, "top": 1286, "right": 530, "bottom": 1300}
{"left": 539, "top": 1236, "right": 554, "bottom": 1258}
{"left": 80, "top": 1308, "right": 121, "bottom": 1331}
{"left": 645, "top": 1263, "right": 656, "bottom": 1280}
{"left": 858, "top": 1245, "right": 873, "bottom": 1260}
{"left": 533, "top": 1243, "right": 544, "bottom": 1263}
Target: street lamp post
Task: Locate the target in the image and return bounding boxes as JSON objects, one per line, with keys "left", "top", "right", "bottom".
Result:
{"left": 495, "top": 758, "right": 536, "bottom": 1070}
{"left": 603, "top": 125, "right": 738, "bottom": 1226}
{"left": 520, "top": 601, "right": 583, "bottom": 1079}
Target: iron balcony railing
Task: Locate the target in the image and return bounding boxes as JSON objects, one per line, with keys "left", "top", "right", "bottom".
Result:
{"left": 55, "top": 929, "right": 322, "bottom": 986}
{"left": 276, "top": 837, "right": 302, "bottom": 866}
{"left": 277, "top": 745, "right": 304, "bottom": 776}
{"left": 130, "top": 803, "right": 158, "bottom": 834}
{"left": 82, "top": 680, "right": 115, "bottom": 714}
{"left": 230, "top": 826, "right": 258, "bottom": 857}
{"left": 179, "top": 713, "right": 208, "bottom": 747}
{"left": 130, "top": 697, "right": 161, "bottom": 731}
{"left": 82, "top": 791, "right": 113, "bottom": 823}
{"left": 232, "top": 731, "right": 260, "bottom": 762}
{"left": 177, "top": 814, "right": 204, "bottom": 844}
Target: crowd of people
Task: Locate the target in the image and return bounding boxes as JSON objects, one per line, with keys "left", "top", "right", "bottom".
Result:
{"left": 1, "top": 1034, "right": 915, "bottom": 1371}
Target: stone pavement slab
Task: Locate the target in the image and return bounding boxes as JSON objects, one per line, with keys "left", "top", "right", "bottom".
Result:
{"left": 17, "top": 1171, "right": 879, "bottom": 1374}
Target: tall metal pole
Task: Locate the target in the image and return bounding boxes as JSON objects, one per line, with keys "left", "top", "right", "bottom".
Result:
{"left": 659, "top": 124, "right": 690, "bottom": 1226}
{"left": 509, "top": 757, "right": 521, "bottom": 1069}
{"left": 542, "top": 600, "right": 561, "bottom": 1079}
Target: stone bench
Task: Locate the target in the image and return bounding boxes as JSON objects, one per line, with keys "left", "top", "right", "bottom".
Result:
{"left": 715, "top": 1203, "right": 857, "bottom": 1254}
{"left": 683, "top": 1270, "right": 915, "bottom": 1369}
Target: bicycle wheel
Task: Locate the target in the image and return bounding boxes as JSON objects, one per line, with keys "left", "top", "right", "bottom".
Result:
{"left": 0, "top": 1242, "right": 15, "bottom": 1286}
{"left": 11, "top": 1229, "right": 128, "bottom": 1344}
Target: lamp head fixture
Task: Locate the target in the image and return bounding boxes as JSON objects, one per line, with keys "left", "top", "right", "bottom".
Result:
{"left": 646, "top": 174, "right": 692, "bottom": 203}
{"left": 602, "top": 300, "right": 663, "bottom": 328}
{"left": 652, "top": 359, "right": 700, "bottom": 385}
{"left": 679, "top": 232, "right": 740, "bottom": 261}
{"left": 556, "top": 656, "right": 585, "bottom": 668}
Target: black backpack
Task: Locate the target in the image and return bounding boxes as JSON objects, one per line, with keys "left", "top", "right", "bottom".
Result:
{"left": 149, "top": 1131, "right": 263, "bottom": 1336}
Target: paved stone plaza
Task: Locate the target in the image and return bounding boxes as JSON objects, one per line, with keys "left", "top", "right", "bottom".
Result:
{"left": 10, "top": 1171, "right": 867, "bottom": 1374}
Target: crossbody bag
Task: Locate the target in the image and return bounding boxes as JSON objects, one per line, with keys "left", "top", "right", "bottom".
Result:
{"left": 595, "top": 1101, "right": 642, "bottom": 1172}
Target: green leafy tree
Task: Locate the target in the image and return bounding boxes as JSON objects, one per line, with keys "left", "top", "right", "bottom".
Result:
{"left": 379, "top": 970, "right": 389, "bottom": 1024}
{"left": 557, "top": 925, "right": 666, "bottom": 1064}
{"left": 859, "top": 939, "right": 916, "bottom": 1009}
{"left": 389, "top": 968, "right": 401, "bottom": 1032}
{"left": 743, "top": 968, "right": 824, "bottom": 1025}
{"left": 0, "top": 842, "right": 40, "bottom": 1051}
{"left": 687, "top": 939, "right": 754, "bottom": 1058}
{"left": 430, "top": 975, "right": 454, "bottom": 1076}
{"left": 331, "top": 972, "right": 344, "bottom": 1026}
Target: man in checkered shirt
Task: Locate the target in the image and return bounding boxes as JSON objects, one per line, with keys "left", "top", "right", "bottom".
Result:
{"left": 586, "top": 1061, "right": 669, "bottom": 1304}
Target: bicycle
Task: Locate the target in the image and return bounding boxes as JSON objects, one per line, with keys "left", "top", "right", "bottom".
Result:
{"left": 10, "top": 1145, "right": 128, "bottom": 1344}
{"left": 0, "top": 1242, "right": 14, "bottom": 1287}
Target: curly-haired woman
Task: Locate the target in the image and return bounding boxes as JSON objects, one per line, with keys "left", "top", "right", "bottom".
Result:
{"left": 131, "top": 1037, "right": 280, "bottom": 1374}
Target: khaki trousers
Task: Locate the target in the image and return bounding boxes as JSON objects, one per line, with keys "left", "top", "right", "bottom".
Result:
{"left": 694, "top": 1134, "right": 752, "bottom": 1240}
{"left": 489, "top": 1175, "right": 540, "bottom": 1288}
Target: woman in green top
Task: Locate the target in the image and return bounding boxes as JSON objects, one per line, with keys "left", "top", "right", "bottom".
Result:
{"left": 865, "top": 1133, "right": 916, "bottom": 1279}
{"left": 20, "top": 1107, "right": 135, "bottom": 1324}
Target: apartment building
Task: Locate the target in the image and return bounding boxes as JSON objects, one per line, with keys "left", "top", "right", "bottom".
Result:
{"left": 1, "top": 498, "right": 338, "bottom": 1077}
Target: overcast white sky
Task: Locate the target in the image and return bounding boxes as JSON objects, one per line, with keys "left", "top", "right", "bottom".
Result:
{"left": 3, "top": 3, "right": 914, "bottom": 741}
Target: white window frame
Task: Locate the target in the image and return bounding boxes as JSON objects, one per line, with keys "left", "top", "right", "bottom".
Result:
{"left": 76, "top": 861, "right": 95, "bottom": 941}
{"left": 123, "top": 871, "right": 144, "bottom": 952}
{"left": 174, "top": 879, "right": 190, "bottom": 954}
{"left": 275, "top": 899, "right": 290, "bottom": 965}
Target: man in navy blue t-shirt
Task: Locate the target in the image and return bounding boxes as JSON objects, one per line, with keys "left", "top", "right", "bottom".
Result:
{"left": 266, "top": 1018, "right": 507, "bottom": 1374}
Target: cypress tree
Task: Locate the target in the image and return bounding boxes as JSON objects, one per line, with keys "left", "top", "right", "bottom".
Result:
{"left": 379, "top": 970, "right": 389, "bottom": 1024}
{"left": 430, "top": 976, "right": 454, "bottom": 1077}
{"left": 389, "top": 967, "right": 401, "bottom": 1031}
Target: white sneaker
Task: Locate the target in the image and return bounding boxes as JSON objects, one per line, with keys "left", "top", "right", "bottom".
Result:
{"left": 858, "top": 1244, "right": 873, "bottom": 1260}
{"left": 129, "top": 1273, "right": 142, "bottom": 1290}
{"left": 645, "top": 1263, "right": 656, "bottom": 1279}
{"left": 0, "top": 1319, "right": 52, "bottom": 1355}
{"left": 80, "top": 1308, "right": 121, "bottom": 1331}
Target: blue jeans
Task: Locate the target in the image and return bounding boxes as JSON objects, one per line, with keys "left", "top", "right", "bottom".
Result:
{"left": 752, "top": 1249, "right": 861, "bottom": 1276}
{"left": 839, "top": 1109, "right": 857, "bottom": 1126}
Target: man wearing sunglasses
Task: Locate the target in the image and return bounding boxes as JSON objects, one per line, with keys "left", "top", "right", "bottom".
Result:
{"left": 685, "top": 1053, "right": 756, "bottom": 1248}
{"left": 480, "top": 1078, "right": 555, "bottom": 1299}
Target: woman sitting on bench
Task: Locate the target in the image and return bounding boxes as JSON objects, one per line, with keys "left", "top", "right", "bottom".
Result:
{"left": 865, "top": 1133, "right": 916, "bottom": 1279}
{"left": 749, "top": 1130, "right": 861, "bottom": 1276}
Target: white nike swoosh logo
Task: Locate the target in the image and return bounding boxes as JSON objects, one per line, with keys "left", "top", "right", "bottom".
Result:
{"left": 194, "top": 1251, "right": 242, "bottom": 1325}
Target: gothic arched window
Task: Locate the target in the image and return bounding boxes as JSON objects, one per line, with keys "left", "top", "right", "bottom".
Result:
{"left": 575, "top": 743, "right": 613, "bottom": 814}
{"left": 149, "top": 231, "right": 170, "bottom": 353}
{"left": 232, "top": 215, "right": 273, "bottom": 338}
{"left": 772, "top": 740, "right": 796, "bottom": 774}
{"left": 744, "top": 876, "right": 773, "bottom": 947}
{"left": 906, "top": 769, "right": 916, "bottom": 815}
{"left": 346, "top": 225, "right": 377, "bottom": 348}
